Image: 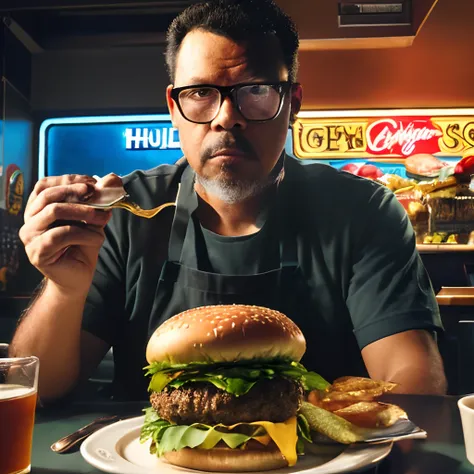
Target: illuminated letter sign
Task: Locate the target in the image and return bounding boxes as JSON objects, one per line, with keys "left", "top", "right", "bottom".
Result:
{"left": 125, "top": 127, "right": 181, "bottom": 150}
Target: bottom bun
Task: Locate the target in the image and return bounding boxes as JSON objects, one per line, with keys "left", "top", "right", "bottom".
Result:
{"left": 164, "top": 446, "right": 288, "bottom": 472}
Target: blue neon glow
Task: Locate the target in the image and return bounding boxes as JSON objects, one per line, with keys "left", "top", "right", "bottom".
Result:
{"left": 38, "top": 114, "right": 182, "bottom": 179}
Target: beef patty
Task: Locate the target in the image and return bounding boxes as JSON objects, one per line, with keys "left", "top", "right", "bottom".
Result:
{"left": 150, "top": 377, "right": 303, "bottom": 425}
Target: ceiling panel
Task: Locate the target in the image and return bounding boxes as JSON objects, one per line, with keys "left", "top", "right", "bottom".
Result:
{"left": 1, "top": 0, "right": 198, "bottom": 49}
{"left": 0, "top": 0, "right": 194, "bottom": 12}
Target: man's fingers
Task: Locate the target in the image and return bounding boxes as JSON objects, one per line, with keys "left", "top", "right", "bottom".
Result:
{"left": 25, "top": 183, "right": 96, "bottom": 220}
{"left": 20, "top": 205, "right": 111, "bottom": 246}
{"left": 25, "top": 225, "right": 106, "bottom": 267}
{"left": 26, "top": 175, "right": 97, "bottom": 214}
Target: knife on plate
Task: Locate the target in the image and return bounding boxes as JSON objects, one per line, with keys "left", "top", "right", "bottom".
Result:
{"left": 51, "top": 414, "right": 136, "bottom": 454}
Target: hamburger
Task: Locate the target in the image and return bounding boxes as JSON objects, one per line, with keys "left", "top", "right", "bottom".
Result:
{"left": 405, "top": 153, "right": 447, "bottom": 179}
{"left": 140, "top": 304, "right": 329, "bottom": 472}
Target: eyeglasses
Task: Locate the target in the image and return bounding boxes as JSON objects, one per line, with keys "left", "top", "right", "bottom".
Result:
{"left": 170, "top": 81, "right": 292, "bottom": 124}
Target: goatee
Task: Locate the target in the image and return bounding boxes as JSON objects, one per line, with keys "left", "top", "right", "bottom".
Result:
{"left": 195, "top": 155, "right": 285, "bottom": 204}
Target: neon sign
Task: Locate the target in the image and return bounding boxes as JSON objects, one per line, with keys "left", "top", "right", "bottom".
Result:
{"left": 293, "top": 109, "right": 474, "bottom": 159}
{"left": 125, "top": 127, "right": 180, "bottom": 150}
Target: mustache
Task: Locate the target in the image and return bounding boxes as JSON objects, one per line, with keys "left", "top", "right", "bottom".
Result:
{"left": 201, "top": 134, "right": 256, "bottom": 163}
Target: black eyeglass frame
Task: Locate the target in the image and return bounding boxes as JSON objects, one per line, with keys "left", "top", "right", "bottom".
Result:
{"left": 170, "top": 81, "right": 293, "bottom": 124}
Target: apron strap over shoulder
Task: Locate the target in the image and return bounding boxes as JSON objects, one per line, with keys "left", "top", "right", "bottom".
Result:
{"left": 168, "top": 165, "right": 198, "bottom": 263}
{"left": 276, "top": 172, "right": 299, "bottom": 269}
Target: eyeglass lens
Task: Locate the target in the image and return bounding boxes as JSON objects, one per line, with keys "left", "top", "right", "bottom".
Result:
{"left": 178, "top": 85, "right": 282, "bottom": 122}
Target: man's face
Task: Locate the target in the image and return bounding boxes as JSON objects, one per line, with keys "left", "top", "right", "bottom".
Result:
{"left": 167, "top": 29, "right": 302, "bottom": 202}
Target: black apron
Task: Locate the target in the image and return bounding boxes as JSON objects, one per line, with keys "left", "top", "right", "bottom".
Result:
{"left": 148, "top": 163, "right": 319, "bottom": 353}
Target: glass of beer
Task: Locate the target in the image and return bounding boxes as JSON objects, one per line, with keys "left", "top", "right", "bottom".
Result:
{"left": 0, "top": 344, "right": 39, "bottom": 474}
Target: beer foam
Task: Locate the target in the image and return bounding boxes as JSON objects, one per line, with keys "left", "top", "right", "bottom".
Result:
{"left": 0, "top": 384, "right": 36, "bottom": 400}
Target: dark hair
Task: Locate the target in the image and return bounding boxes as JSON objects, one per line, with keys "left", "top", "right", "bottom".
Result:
{"left": 165, "top": 0, "right": 299, "bottom": 83}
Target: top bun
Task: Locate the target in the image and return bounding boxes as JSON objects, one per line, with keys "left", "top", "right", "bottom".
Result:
{"left": 146, "top": 305, "right": 306, "bottom": 365}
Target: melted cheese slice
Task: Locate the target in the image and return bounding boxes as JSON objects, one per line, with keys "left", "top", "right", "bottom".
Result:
{"left": 227, "top": 417, "right": 298, "bottom": 466}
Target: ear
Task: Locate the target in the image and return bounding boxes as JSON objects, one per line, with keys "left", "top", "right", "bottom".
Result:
{"left": 290, "top": 83, "right": 303, "bottom": 124}
{"left": 166, "top": 84, "right": 178, "bottom": 128}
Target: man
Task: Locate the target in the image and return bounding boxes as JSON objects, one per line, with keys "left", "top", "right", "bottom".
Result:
{"left": 11, "top": 0, "right": 446, "bottom": 402}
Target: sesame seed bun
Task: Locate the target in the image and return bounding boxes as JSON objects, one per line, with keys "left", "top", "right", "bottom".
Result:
{"left": 146, "top": 305, "right": 306, "bottom": 365}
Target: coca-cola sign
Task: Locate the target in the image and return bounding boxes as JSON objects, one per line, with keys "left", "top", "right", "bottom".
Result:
{"left": 292, "top": 110, "right": 474, "bottom": 159}
{"left": 366, "top": 118, "right": 443, "bottom": 156}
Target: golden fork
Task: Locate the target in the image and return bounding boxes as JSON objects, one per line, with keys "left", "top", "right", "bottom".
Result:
{"left": 87, "top": 195, "right": 176, "bottom": 219}
{"left": 85, "top": 184, "right": 180, "bottom": 219}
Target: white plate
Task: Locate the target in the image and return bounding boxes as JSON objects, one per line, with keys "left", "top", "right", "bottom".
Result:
{"left": 81, "top": 416, "right": 393, "bottom": 474}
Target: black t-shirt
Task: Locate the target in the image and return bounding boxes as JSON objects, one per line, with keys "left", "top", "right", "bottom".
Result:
{"left": 179, "top": 221, "right": 279, "bottom": 274}
{"left": 83, "top": 157, "right": 442, "bottom": 400}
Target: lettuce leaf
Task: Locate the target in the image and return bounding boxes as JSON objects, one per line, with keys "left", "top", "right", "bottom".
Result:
{"left": 296, "top": 414, "right": 312, "bottom": 454}
{"left": 140, "top": 407, "right": 268, "bottom": 456}
{"left": 145, "top": 359, "right": 330, "bottom": 396}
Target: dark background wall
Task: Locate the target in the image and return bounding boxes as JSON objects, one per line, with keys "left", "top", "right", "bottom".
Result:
{"left": 31, "top": 46, "right": 168, "bottom": 113}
